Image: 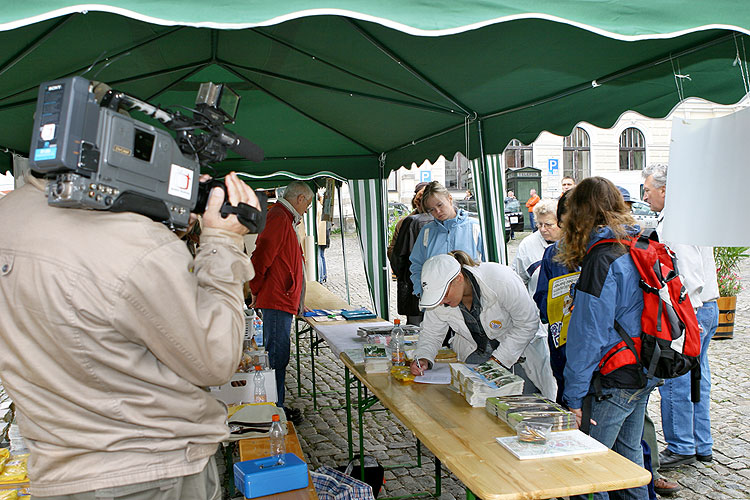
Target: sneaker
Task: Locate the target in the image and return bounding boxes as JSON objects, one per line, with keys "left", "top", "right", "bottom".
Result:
{"left": 697, "top": 452, "right": 713, "bottom": 463}
{"left": 659, "top": 449, "right": 696, "bottom": 469}
{"left": 653, "top": 478, "right": 682, "bottom": 496}
{"left": 284, "top": 407, "right": 303, "bottom": 425}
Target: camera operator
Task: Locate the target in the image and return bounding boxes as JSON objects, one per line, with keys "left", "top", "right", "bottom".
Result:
{"left": 0, "top": 171, "right": 258, "bottom": 500}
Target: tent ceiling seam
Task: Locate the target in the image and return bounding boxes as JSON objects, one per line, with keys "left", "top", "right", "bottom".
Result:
{"left": 0, "top": 14, "right": 73, "bottom": 79}
{"left": 217, "top": 59, "right": 456, "bottom": 114}
{"left": 108, "top": 61, "right": 211, "bottom": 87}
{"left": 347, "top": 18, "right": 475, "bottom": 117}
{"left": 146, "top": 63, "right": 211, "bottom": 101}
{"left": 250, "top": 27, "right": 456, "bottom": 112}
{"left": 483, "top": 32, "right": 737, "bottom": 122}
{"left": 221, "top": 63, "right": 379, "bottom": 154}
{"left": 0, "top": 26, "right": 185, "bottom": 104}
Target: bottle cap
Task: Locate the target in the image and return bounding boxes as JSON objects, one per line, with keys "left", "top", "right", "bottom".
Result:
{"left": 394, "top": 319, "right": 401, "bottom": 325}
{"left": 272, "top": 414, "right": 280, "bottom": 422}
{"left": 255, "top": 365, "right": 262, "bottom": 371}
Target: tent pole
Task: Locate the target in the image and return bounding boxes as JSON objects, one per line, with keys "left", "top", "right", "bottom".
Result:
{"left": 337, "top": 183, "right": 351, "bottom": 304}
{"left": 476, "top": 119, "right": 504, "bottom": 263}
{"left": 377, "top": 163, "right": 390, "bottom": 321}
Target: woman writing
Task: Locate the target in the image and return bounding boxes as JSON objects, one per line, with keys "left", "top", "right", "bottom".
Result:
{"left": 409, "top": 251, "right": 556, "bottom": 399}
{"left": 558, "top": 177, "right": 658, "bottom": 500}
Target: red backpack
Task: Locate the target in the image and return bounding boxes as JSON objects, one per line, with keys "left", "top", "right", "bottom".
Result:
{"left": 590, "top": 232, "right": 702, "bottom": 396}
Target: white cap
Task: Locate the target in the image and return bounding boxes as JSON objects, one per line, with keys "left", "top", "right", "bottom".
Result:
{"left": 419, "top": 254, "right": 461, "bottom": 309}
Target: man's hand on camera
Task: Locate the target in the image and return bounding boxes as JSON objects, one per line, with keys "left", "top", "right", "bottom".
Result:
{"left": 202, "top": 172, "right": 260, "bottom": 235}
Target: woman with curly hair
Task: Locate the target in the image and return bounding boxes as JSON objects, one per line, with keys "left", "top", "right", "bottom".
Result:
{"left": 558, "top": 177, "right": 659, "bottom": 500}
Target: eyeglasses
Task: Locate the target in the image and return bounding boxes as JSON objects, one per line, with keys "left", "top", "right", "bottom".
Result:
{"left": 536, "top": 222, "right": 558, "bottom": 229}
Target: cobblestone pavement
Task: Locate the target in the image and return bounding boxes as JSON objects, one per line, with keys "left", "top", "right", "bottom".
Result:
{"left": 283, "top": 232, "right": 750, "bottom": 500}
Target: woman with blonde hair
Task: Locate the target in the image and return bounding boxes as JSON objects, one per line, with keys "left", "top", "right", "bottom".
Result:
{"left": 409, "top": 181, "right": 484, "bottom": 298}
{"left": 558, "top": 176, "right": 659, "bottom": 500}
{"left": 409, "top": 251, "right": 556, "bottom": 399}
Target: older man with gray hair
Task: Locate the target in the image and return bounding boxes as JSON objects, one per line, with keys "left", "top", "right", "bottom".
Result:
{"left": 249, "top": 180, "right": 313, "bottom": 423}
{"left": 642, "top": 163, "right": 720, "bottom": 488}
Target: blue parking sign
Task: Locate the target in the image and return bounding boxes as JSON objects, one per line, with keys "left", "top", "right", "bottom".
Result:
{"left": 420, "top": 170, "right": 432, "bottom": 182}
{"left": 548, "top": 158, "right": 559, "bottom": 174}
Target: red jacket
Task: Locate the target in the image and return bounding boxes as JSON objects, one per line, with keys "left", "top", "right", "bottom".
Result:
{"left": 250, "top": 202, "right": 304, "bottom": 315}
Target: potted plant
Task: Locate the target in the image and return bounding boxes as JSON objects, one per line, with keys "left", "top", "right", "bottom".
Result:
{"left": 713, "top": 246, "right": 749, "bottom": 339}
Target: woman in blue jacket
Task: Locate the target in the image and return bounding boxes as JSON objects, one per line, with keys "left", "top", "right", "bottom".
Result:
{"left": 557, "top": 177, "right": 659, "bottom": 500}
{"left": 409, "top": 181, "right": 484, "bottom": 297}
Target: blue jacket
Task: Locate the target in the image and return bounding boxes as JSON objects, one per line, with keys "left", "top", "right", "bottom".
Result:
{"left": 409, "top": 209, "right": 484, "bottom": 296}
{"left": 562, "top": 225, "right": 644, "bottom": 409}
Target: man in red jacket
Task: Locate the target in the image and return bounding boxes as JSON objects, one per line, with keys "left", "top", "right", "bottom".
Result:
{"left": 250, "top": 181, "right": 313, "bottom": 421}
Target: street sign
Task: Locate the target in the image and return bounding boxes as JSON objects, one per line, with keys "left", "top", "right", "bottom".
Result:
{"left": 420, "top": 170, "right": 432, "bottom": 182}
{"left": 548, "top": 158, "right": 559, "bottom": 174}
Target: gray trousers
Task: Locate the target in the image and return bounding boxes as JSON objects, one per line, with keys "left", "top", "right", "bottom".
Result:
{"left": 33, "top": 457, "right": 220, "bottom": 500}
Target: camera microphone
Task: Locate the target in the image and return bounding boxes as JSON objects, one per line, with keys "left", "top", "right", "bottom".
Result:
{"left": 216, "top": 130, "right": 264, "bottom": 163}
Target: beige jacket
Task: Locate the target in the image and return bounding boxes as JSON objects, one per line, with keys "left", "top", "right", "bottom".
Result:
{"left": 0, "top": 177, "right": 253, "bottom": 496}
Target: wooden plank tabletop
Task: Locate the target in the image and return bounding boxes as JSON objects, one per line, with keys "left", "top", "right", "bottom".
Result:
{"left": 341, "top": 354, "right": 651, "bottom": 500}
{"left": 238, "top": 422, "right": 318, "bottom": 500}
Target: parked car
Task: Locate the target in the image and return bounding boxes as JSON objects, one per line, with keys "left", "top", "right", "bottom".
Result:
{"left": 630, "top": 200, "right": 659, "bottom": 230}
{"left": 388, "top": 201, "right": 410, "bottom": 221}
{"left": 503, "top": 198, "right": 525, "bottom": 234}
{"left": 455, "top": 198, "right": 524, "bottom": 242}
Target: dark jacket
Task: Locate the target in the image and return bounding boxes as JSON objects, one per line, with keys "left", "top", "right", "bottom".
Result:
{"left": 389, "top": 213, "right": 432, "bottom": 316}
{"left": 250, "top": 202, "right": 304, "bottom": 315}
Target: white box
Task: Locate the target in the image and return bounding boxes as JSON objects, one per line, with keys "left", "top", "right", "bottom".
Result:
{"left": 210, "top": 371, "right": 277, "bottom": 405}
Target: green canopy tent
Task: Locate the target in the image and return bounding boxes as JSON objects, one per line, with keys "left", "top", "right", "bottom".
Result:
{"left": 2, "top": 1, "right": 750, "bottom": 317}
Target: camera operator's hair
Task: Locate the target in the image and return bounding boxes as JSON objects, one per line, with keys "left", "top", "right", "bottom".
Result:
{"left": 642, "top": 163, "right": 668, "bottom": 188}
{"left": 283, "top": 181, "right": 314, "bottom": 202}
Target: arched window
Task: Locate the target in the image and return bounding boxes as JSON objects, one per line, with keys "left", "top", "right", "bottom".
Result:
{"left": 563, "top": 127, "right": 590, "bottom": 182}
{"left": 504, "top": 139, "right": 533, "bottom": 170}
{"left": 619, "top": 128, "right": 645, "bottom": 170}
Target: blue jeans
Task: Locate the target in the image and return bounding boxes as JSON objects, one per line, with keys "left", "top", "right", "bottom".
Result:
{"left": 659, "top": 301, "right": 718, "bottom": 456}
{"left": 574, "top": 378, "right": 659, "bottom": 500}
{"left": 318, "top": 246, "right": 327, "bottom": 282}
{"left": 261, "top": 308, "right": 294, "bottom": 408}
{"left": 529, "top": 211, "right": 536, "bottom": 232}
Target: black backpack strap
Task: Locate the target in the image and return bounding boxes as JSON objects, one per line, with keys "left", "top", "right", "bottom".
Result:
{"left": 691, "top": 363, "right": 701, "bottom": 403}
{"left": 613, "top": 320, "right": 643, "bottom": 366}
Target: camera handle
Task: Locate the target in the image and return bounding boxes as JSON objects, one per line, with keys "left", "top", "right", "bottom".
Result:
{"left": 195, "top": 180, "right": 267, "bottom": 234}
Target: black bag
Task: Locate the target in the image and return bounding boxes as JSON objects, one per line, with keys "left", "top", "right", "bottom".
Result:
{"left": 336, "top": 455, "right": 385, "bottom": 499}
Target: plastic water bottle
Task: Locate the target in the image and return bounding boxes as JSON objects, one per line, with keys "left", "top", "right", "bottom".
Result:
{"left": 253, "top": 365, "right": 267, "bottom": 403}
{"left": 254, "top": 315, "right": 264, "bottom": 346}
{"left": 390, "top": 319, "right": 406, "bottom": 366}
{"left": 269, "top": 414, "right": 286, "bottom": 465}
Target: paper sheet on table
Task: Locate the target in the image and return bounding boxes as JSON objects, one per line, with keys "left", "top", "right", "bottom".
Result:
{"left": 414, "top": 363, "right": 452, "bottom": 384}
{"left": 665, "top": 107, "right": 750, "bottom": 246}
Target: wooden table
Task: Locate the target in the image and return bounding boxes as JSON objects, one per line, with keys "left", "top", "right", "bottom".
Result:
{"left": 238, "top": 422, "right": 318, "bottom": 500}
{"left": 341, "top": 354, "right": 652, "bottom": 500}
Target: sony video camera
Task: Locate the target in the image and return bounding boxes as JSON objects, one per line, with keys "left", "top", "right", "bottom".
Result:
{"left": 28, "top": 76, "right": 264, "bottom": 230}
